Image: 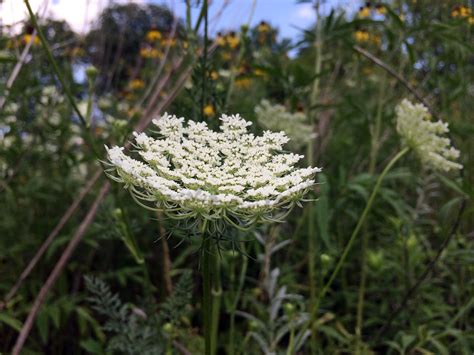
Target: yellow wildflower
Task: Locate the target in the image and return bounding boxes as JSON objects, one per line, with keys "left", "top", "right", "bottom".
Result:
{"left": 226, "top": 32, "right": 240, "bottom": 49}
{"left": 235, "top": 77, "right": 252, "bottom": 89}
{"left": 161, "top": 38, "right": 176, "bottom": 47}
{"left": 129, "top": 79, "right": 145, "bottom": 90}
{"left": 203, "top": 104, "right": 215, "bottom": 117}
{"left": 221, "top": 51, "right": 232, "bottom": 61}
{"left": 216, "top": 32, "right": 226, "bottom": 46}
{"left": 354, "top": 29, "right": 370, "bottom": 42}
{"left": 22, "top": 34, "right": 40, "bottom": 46}
{"left": 458, "top": 5, "right": 471, "bottom": 17}
{"left": 257, "top": 21, "right": 270, "bottom": 33}
{"left": 371, "top": 34, "right": 381, "bottom": 46}
{"left": 146, "top": 29, "right": 162, "bottom": 42}
{"left": 140, "top": 47, "right": 163, "bottom": 59}
{"left": 469, "top": 16, "right": 474, "bottom": 25}
{"left": 375, "top": 4, "right": 387, "bottom": 15}
{"left": 358, "top": 6, "right": 371, "bottom": 18}
{"left": 254, "top": 68, "right": 266, "bottom": 77}
{"left": 210, "top": 71, "right": 219, "bottom": 80}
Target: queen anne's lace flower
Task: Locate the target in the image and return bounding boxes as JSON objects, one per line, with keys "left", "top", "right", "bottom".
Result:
{"left": 255, "top": 100, "right": 314, "bottom": 151}
{"left": 106, "top": 113, "right": 321, "bottom": 227}
{"left": 396, "top": 99, "right": 462, "bottom": 172}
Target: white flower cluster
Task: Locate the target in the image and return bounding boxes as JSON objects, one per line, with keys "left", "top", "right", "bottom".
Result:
{"left": 106, "top": 113, "right": 321, "bottom": 226}
{"left": 255, "top": 100, "right": 314, "bottom": 151}
{"left": 396, "top": 99, "right": 462, "bottom": 172}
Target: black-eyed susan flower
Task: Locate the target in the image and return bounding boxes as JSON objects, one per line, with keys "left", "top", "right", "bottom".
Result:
{"left": 221, "top": 51, "right": 232, "bottom": 61}
{"left": 129, "top": 79, "right": 145, "bottom": 90}
{"left": 375, "top": 4, "right": 387, "bottom": 15}
{"left": 254, "top": 68, "right": 266, "bottom": 77}
{"left": 226, "top": 32, "right": 240, "bottom": 49}
{"left": 358, "top": 4, "right": 371, "bottom": 18}
{"left": 161, "top": 37, "right": 177, "bottom": 47}
{"left": 203, "top": 104, "right": 215, "bottom": 117}
{"left": 354, "top": 29, "right": 370, "bottom": 42}
{"left": 257, "top": 21, "right": 270, "bottom": 33}
{"left": 216, "top": 32, "right": 226, "bottom": 46}
{"left": 451, "top": 5, "right": 471, "bottom": 18}
{"left": 22, "top": 33, "right": 40, "bottom": 46}
{"left": 210, "top": 71, "right": 219, "bottom": 80}
{"left": 235, "top": 77, "right": 252, "bottom": 89}
{"left": 146, "top": 29, "right": 162, "bottom": 42}
{"left": 371, "top": 34, "right": 382, "bottom": 46}
{"left": 140, "top": 47, "right": 163, "bottom": 59}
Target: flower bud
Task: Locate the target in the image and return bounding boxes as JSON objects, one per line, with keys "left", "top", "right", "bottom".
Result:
{"left": 85, "top": 65, "right": 98, "bottom": 81}
{"left": 162, "top": 322, "right": 173, "bottom": 333}
{"left": 320, "top": 253, "right": 331, "bottom": 267}
{"left": 283, "top": 302, "right": 295, "bottom": 316}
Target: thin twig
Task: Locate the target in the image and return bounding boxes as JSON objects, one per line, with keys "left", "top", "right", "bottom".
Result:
{"left": 12, "top": 182, "right": 110, "bottom": 355}
{"left": 353, "top": 45, "right": 439, "bottom": 120}
{"left": 0, "top": 29, "right": 37, "bottom": 110}
{"left": 24, "top": 0, "right": 86, "bottom": 126}
{"left": 373, "top": 196, "right": 467, "bottom": 342}
{"left": 0, "top": 170, "right": 102, "bottom": 309}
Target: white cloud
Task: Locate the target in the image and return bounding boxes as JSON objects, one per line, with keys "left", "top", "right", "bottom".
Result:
{"left": 294, "top": 3, "right": 315, "bottom": 22}
{"left": 1, "top": 0, "right": 147, "bottom": 34}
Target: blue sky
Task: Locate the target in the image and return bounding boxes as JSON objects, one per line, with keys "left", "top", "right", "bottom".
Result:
{"left": 170, "top": 0, "right": 359, "bottom": 40}
{"left": 3, "top": 0, "right": 359, "bottom": 40}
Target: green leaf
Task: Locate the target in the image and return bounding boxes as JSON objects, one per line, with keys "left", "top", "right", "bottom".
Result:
{"left": 0, "top": 313, "right": 22, "bottom": 332}
{"left": 315, "top": 173, "right": 331, "bottom": 249}
{"left": 0, "top": 50, "right": 16, "bottom": 63}
{"left": 80, "top": 339, "right": 105, "bottom": 354}
{"left": 36, "top": 309, "right": 50, "bottom": 344}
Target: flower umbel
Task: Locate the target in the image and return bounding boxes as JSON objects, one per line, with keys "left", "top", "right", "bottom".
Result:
{"left": 255, "top": 100, "right": 314, "bottom": 151}
{"left": 106, "top": 114, "right": 320, "bottom": 228}
{"left": 395, "top": 99, "right": 462, "bottom": 172}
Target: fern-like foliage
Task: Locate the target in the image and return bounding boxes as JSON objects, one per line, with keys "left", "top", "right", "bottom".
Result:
{"left": 84, "top": 275, "right": 163, "bottom": 355}
{"left": 84, "top": 271, "right": 194, "bottom": 354}
{"left": 157, "top": 270, "right": 193, "bottom": 325}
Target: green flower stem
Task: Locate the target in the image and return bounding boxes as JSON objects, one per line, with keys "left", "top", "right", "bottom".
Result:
{"left": 309, "top": 147, "right": 410, "bottom": 333}
{"left": 229, "top": 249, "right": 248, "bottom": 355}
{"left": 202, "top": 237, "right": 212, "bottom": 355}
{"left": 286, "top": 322, "right": 295, "bottom": 355}
{"left": 210, "top": 244, "right": 222, "bottom": 355}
